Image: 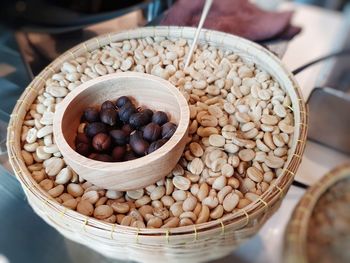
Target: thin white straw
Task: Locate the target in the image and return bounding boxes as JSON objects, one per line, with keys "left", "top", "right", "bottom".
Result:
{"left": 184, "top": 0, "right": 213, "bottom": 69}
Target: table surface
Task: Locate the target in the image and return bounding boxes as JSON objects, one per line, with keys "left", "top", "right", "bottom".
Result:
{"left": 282, "top": 3, "right": 350, "bottom": 187}
{"left": 0, "top": 3, "right": 350, "bottom": 263}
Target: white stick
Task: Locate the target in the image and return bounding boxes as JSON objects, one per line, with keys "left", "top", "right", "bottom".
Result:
{"left": 184, "top": 0, "right": 213, "bottom": 69}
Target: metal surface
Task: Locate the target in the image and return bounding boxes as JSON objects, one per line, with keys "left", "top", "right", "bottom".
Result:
{"left": 307, "top": 23, "right": 350, "bottom": 155}
{"left": 15, "top": 0, "right": 174, "bottom": 77}
{"left": 308, "top": 87, "right": 350, "bottom": 154}
{"left": 321, "top": 27, "right": 350, "bottom": 92}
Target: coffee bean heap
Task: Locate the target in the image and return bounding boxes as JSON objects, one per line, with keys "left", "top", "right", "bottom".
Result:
{"left": 75, "top": 96, "right": 177, "bottom": 162}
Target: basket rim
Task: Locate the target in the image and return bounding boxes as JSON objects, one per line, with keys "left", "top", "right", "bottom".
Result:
{"left": 7, "top": 26, "right": 308, "bottom": 238}
{"left": 283, "top": 163, "right": 350, "bottom": 263}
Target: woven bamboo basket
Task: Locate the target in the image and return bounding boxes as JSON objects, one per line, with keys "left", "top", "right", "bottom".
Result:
{"left": 7, "top": 27, "right": 308, "bottom": 263}
{"left": 284, "top": 164, "right": 350, "bottom": 263}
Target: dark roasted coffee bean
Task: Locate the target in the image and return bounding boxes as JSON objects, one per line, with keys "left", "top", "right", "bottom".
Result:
{"left": 143, "top": 123, "right": 161, "bottom": 142}
{"left": 129, "top": 131, "right": 149, "bottom": 156}
{"left": 129, "top": 130, "right": 142, "bottom": 142}
{"left": 142, "top": 108, "right": 154, "bottom": 119}
{"left": 93, "top": 154, "right": 114, "bottom": 162}
{"left": 123, "top": 151, "right": 138, "bottom": 161}
{"left": 100, "top": 108, "right": 118, "bottom": 126}
{"left": 83, "top": 107, "right": 99, "bottom": 123}
{"left": 148, "top": 139, "right": 167, "bottom": 154}
{"left": 76, "top": 142, "right": 90, "bottom": 156}
{"left": 139, "top": 125, "right": 147, "bottom": 133}
{"left": 101, "top": 100, "right": 116, "bottom": 111}
{"left": 85, "top": 122, "right": 107, "bottom": 137}
{"left": 88, "top": 153, "right": 98, "bottom": 160}
{"left": 92, "top": 133, "right": 111, "bottom": 152}
{"left": 121, "top": 124, "right": 134, "bottom": 137}
{"left": 76, "top": 133, "right": 91, "bottom": 145}
{"left": 78, "top": 96, "right": 177, "bottom": 162}
{"left": 109, "top": 130, "right": 128, "bottom": 145}
{"left": 112, "top": 146, "right": 126, "bottom": 161}
{"left": 161, "top": 122, "right": 177, "bottom": 139}
{"left": 119, "top": 103, "right": 136, "bottom": 123}
{"left": 152, "top": 111, "right": 168, "bottom": 126}
{"left": 129, "top": 112, "right": 151, "bottom": 128}
{"left": 116, "top": 96, "right": 131, "bottom": 108}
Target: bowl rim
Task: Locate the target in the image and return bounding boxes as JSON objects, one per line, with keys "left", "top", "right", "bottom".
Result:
{"left": 53, "top": 72, "right": 190, "bottom": 171}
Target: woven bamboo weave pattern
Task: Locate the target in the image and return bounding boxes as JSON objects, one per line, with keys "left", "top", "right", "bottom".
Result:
{"left": 7, "top": 27, "right": 307, "bottom": 263}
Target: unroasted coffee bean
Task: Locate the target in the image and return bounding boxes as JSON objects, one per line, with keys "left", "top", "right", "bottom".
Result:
{"left": 119, "top": 103, "right": 136, "bottom": 123}
{"left": 152, "top": 111, "right": 168, "bottom": 126}
{"left": 77, "top": 200, "right": 94, "bottom": 216}
{"left": 143, "top": 123, "right": 161, "bottom": 142}
{"left": 116, "top": 96, "right": 131, "bottom": 108}
{"left": 84, "top": 107, "right": 99, "bottom": 122}
{"left": 110, "top": 130, "right": 128, "bottom": 145}
{"left": 121, "top": 124, "right": 133, "bottom": 137}
{"left": 112, "top": 146, "right": 126, "bottom": 161}
{"left": 129, "top": 112, "right": 151, "bottom": 128}
{"left": 92, "top": 154, "right": 113, "bottom": 162}
{"left": 129, "top": 131, "right": 149, "bottom": 156}
{"left": 101, "top": 100, "right": 115, "bottom": 111}
{"left": 76, "top": 142, "right": 90, "bottom": 156}
{"left": 85, "top": 122, "right": 107, "bottom": 137}
{"left": 92, "top": 133, "right": 111, "bottom": 151}
{"left": 148, "top": 139, "right": 167, "bottom": 154}
{"left": 100, "top": 108, "right": 118, "bottom": 126}
{"left": 161, "top": 122, "right": 177, "bottom": 139}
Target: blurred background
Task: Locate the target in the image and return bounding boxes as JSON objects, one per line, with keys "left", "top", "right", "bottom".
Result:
{"left": 0, "top": 1, "right": 349, "bottom": 263}
{"left": 0, "top": 0, "right": 349, "bottom": 113}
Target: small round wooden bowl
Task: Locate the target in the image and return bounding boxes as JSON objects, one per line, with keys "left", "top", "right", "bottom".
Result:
{"left": 53, "top": 72, "right": 190, "bottom": 191}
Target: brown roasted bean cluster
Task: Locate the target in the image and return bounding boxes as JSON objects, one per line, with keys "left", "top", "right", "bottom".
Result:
{"left": 75, "top": 96, "right": 177, "bottom": 162}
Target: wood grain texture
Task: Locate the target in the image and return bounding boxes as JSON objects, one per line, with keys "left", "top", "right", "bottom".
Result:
{"left": 53, "top": 72, "right": 190, "bottom": 191}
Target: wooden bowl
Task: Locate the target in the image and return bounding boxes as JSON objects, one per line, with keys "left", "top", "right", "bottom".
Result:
{"left": 53, "top": 72, "right": 190, "bottom": 191}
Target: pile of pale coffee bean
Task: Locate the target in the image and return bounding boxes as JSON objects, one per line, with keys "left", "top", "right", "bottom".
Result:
{"left": 20, "top": 36, "right": 294, "bottom": 228}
